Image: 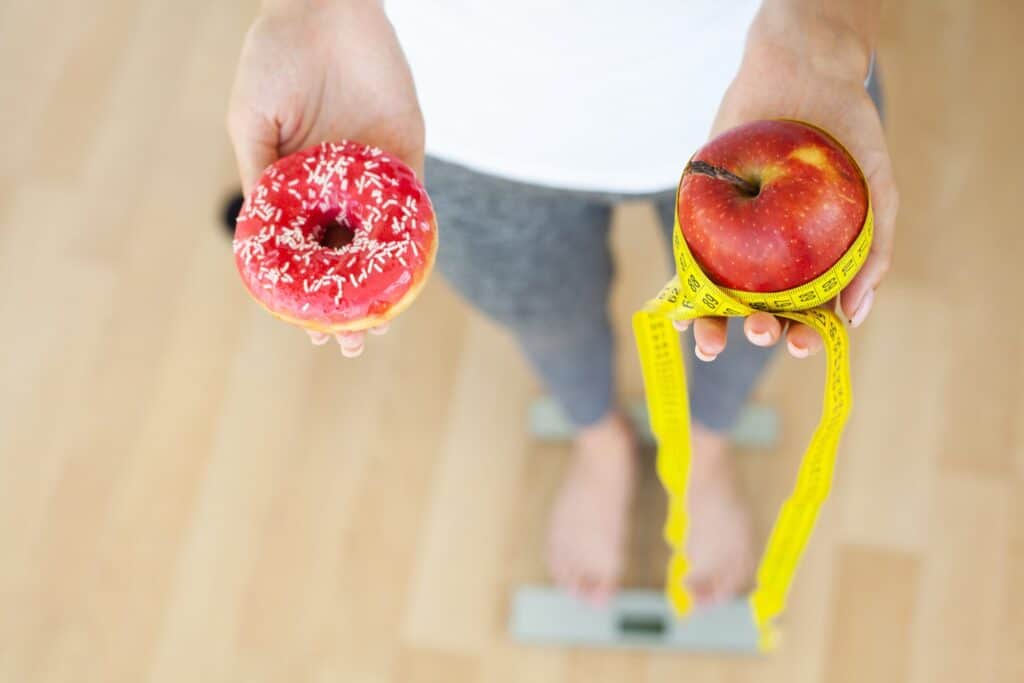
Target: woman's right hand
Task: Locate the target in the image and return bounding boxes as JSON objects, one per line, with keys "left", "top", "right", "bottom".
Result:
{"left": 227, "top": 0, "right": 424, "bottom": 356}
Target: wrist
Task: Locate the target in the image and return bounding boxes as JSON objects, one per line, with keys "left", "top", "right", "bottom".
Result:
{"left": 748, "top": 0, "right": 875, "bottom": 82}
{"left": 261, "top": 0, "right": 379, "bottom": 16}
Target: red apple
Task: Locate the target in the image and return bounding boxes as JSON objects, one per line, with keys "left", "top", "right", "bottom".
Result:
{"left": 677, "top": 119, "right": 868, "bottom": 293}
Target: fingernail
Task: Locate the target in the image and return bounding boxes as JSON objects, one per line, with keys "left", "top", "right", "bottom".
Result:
{"left": 309, "top": 332, "right": 330, "bottom": 346}
{"left": 673, "top": 319, "right": 691, "bottom": 332}
{"left": 340, "top": 344, "right": 364, "bottom": 358}
{"left": 748, "top": 329, "right": 773, "bottom": 346}
{"left": 337, "top": 334, "right": 363, "bottom": 354}
{"left": 787, "top": 339, "right": 810, "bottom": 359}
{"left": 694, "top": 344, "right": 718, "bottom": 362}
{"left": 849, "top": 289, "right": 875, "bottom": 328}
{"left": 369, "top": 323, "right": 389, "bottom": 336}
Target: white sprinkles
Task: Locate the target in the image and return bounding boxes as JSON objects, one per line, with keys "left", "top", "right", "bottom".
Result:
{"left": 233, "top": 141, "right": 433, "bottom": 314}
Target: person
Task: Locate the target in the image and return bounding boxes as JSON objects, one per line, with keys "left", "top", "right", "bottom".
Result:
{"left": 227, "top": 0, "right": 897, "bottom": 608}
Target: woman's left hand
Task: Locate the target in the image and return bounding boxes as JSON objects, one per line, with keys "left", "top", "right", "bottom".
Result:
{"left": 685, "top": 1, "right": 898, "bottom": 361}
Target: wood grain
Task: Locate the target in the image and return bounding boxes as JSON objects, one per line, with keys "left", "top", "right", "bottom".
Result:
{"left": 2, "top": 0, "right": 1022, "bottom": 681}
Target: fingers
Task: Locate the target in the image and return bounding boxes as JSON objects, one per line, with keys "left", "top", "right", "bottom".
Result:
{"left": 306, "top": 330, "right": 330, "bottom": 345}
{"left": 840, "top": 257, "right": 881, "bottom": 325}
{"left": 681, "top": 313, "right": 826, "bottom": 361}
{"left": 693, "top": 318, "right": 728, "bottom": 362}
{"left": 305, "top": 324, "right": 389, "bottom": 357}
{"left": 838, "top": 100, "right": 898, "bottom": 324}
{"left": 785, "top": 322, "right": 823, "bottom": 359}
{"left": 848, "top": 288, "right": 874, "bottom": 328}
{"left": 743, "top": 312, "right": 783, "bottom": 347}
{"left": 335, "top": 332, "right": 365, "bottom": 358}
{"left": 742, "top": 313, "right": 824, "bottom": 359}
{"left": 744, "top": 312, "right": 824, "bottom": 359}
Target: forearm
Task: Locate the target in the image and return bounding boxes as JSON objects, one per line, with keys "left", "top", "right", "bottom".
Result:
{"left": 751, "top": 0, "right": 881, "bottom": 79}
{"left": 261, "top": 0, "right": 381, "bottom": 14}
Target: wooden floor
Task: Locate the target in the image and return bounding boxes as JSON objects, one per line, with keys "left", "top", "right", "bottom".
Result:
{"left": 2, "top": 1, "right": 1022, "bottom": 681}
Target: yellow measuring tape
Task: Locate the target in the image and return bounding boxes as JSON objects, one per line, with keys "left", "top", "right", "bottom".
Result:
{"left": 633, "top": 133, "right": 872, "bottom": 652}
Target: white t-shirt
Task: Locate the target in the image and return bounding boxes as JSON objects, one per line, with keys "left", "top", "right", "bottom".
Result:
{"left": 385, "top": 1, "right": 760, "bottom": 193}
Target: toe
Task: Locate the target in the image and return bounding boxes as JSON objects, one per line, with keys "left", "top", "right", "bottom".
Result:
{"left": 547, "top": 546, "right": 572, "bottom": 592}
{"left": 546, "top": 534, "right": 569, "bottom": 586}
{"left": 687, "top": 574, "right": 717, "bottom": 608}
{"left": 565, "top": 566, "right": 586, "bottom": 602}
{"left": 580, "top": 574, "right": 615, "bottom": 608}
{"left": 711, "top": 560, "right": 753, "bottom": 605}
{"left": 590, "top": 585, "right": 614, "bottom": 608}
{"left": 555, "top": 547, "right": 584, "bottom": 599}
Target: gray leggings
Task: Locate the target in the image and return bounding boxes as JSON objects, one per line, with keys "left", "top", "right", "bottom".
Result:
{"left": 424, "top": 163, "right": 770, "bottom": 431}
{"left": 426, "top": 72, "right": 882, "bottom": 431}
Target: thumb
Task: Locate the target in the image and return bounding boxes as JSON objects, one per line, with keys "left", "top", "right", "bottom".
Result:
{"left": 836, "top": 111, "right": 898, "bottom": 323}
{"left": 227, "top": 107, "right": 279, "bottom": 197}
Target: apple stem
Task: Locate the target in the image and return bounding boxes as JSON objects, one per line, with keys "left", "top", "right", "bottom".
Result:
{"left": 685, "top": 160, "right": 760, "bottom": 197}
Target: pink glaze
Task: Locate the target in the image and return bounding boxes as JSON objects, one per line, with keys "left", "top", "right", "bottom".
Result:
{"left": 233, "top": 141, "right": 436, "bottom": 326}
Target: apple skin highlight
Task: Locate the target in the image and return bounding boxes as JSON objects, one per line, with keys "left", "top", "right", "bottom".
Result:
{"left": 677, "top": 120, "right": 868, "bottom": 293}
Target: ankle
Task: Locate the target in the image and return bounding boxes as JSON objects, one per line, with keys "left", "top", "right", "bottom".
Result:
{"left": 690, "top": 420, "right": 734, "bottom": 481}
{"left": 574, "top": 409, "right": 633, "bottom": 449}
{"left": 569, "top": 410, "right": 638, "bottom": 488}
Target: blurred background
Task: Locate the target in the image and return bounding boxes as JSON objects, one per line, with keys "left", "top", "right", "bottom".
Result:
{"left": 1, "top": 1, "right": 1022, "bottom": 682}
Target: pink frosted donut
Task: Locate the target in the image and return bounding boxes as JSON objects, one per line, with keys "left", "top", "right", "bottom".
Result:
{"left": 233, "top": 141, "right": 437, "bottom": 332}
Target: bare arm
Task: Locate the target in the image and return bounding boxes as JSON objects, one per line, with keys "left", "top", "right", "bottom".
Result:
{"left": 227, "top": 0, "right": 424, "bottom": 354}
{"left": 689, "top": 0, "right": 897, "bottom": 361}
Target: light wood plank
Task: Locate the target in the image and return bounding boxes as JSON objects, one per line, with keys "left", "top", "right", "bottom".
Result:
{"left": 2, "top": 0, "right": 1023, "bottom": 682}
{"left": 823, "top": 546, "right": 920, "bottom": 683}
{"left": 837, "top": 283, "right": 945, "bottom": 552}
{"left": 907, "top": 474, "right": 1010, "bottom": 683}
{"left": 392, "top": 647, "right": 479, "bottom": 683}
{"left": 401, "top": 322, "right": 534, "bottom": 653}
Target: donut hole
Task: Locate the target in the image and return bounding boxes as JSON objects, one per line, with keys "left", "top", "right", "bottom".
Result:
{"left": 321, "top": 217, "right": 355, "bottom": 249}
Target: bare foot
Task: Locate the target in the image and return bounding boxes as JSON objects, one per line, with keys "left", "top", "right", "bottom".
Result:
{"left": 684, "top": 422, "right": 757, "bottom": 607}
{"left": 546, "top": 410, "right": 636, "bottom": 606}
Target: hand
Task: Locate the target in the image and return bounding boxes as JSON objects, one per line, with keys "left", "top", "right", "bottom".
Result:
{"left": 685, "top": 2, "right": 897, "bottom": 361}
{"left": 227, "top": 0, "right": 424, "bottom": 356}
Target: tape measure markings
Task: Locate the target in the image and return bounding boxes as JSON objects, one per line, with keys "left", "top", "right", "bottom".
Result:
{"left": 634, "top": 179, "right": 872, "bottom": 652}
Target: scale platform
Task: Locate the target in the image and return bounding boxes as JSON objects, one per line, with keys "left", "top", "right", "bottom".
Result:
{"left": 519, "top": 398, "right": 776, "bottom": 652}
{"left": 509, "top": 586, "right": 761, "bottom": 653}
{"left": 528, "top": 397, "right": 778, "bottom": 448}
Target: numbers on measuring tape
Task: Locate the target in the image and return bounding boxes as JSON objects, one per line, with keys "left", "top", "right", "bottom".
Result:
{"left": 633, "top": 197, "right": 873, "bottom": 652}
